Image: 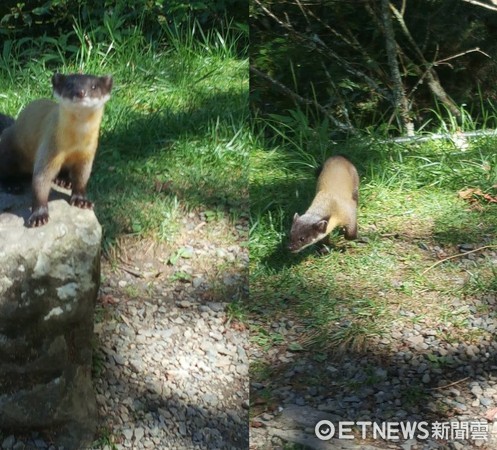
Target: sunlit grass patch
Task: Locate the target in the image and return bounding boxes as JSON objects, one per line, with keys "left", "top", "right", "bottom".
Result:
{"left": 249, "top": 113, "right": 497, "bottom": 365}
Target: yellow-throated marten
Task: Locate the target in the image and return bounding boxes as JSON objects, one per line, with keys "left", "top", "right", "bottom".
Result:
{"left": 0, "top": 73, "right": 113, "bottom": 227}
{"left": 288, "top": 155, "right": 359, "bottom": 253}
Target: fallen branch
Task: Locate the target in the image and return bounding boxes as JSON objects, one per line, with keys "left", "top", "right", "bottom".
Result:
{"left": 119, "top": 264, "right": 144, "bottom": 278}
{"left": 422, "top": 245, "right": 497, "bottom": 275}
{"left": 430, "top": 377, "right": 470, "bottom": 391}
{"left": 378, "top": 128, "right": 497, "bottom": 144}
{"left": 462, "top": 0, "right": 497, "bottom": 13}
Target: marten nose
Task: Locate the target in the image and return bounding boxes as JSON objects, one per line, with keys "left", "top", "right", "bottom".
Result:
{"left": 75, "top": 89, "right": 86, "bottom": 99}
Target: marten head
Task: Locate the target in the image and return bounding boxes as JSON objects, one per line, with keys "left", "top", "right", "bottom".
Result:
{"left": 288, "top": 212, "right": 329, "bottom": 253}
{"left": 52, "top": 73, "right": 113, "bottom": 109}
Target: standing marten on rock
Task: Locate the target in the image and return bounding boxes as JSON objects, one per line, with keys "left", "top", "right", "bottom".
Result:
{"left": 0, "top": 73, "right": 113, "bottom": 227}
{"left": 288, "top": 155, "right": 359, "bottom": 253}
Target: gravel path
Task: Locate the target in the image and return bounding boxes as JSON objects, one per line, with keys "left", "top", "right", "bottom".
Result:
{"left": 93, "top": 212, "right": 249, "bottom": 449}
{"left": 250, "top": 245, "right": 497, "bottom": 449}
{"left": 1, "top": 211, "right": 248, "bottom": 450}
{"left": 94, "top": 290, "right": 248, "bottom": 449}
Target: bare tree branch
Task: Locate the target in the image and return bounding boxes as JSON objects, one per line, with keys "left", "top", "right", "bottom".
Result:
{"left": 250, "top": 66, "right": 354, "bottom": 133}
{"left": 434, "top": 47, "right": 490, "bottom": 67}
{"left": 390, "top": 3, "right": 462, "bottom": 119}
{"left": 253, "top": 0, "right": 389, "bottom": 99}
{"left": 462, "top": 0, "right": 497, "bottom": 12}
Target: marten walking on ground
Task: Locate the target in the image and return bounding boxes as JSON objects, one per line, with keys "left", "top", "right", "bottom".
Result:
{"left": 288, "top": 155, "right": 359, "bottom": 253}
{"left": 0, "top": 73, "right": 113, "bottom": 227}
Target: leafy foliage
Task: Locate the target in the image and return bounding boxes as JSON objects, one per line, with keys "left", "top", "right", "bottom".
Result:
{"left": 0, "top": 1, "right": 247, "bottom": 50}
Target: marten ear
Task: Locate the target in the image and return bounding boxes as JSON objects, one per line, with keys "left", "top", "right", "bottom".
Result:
{"left": 293, "top": 213, "right": 299, "bottom": 222}
{"left": 52, "top": 73, "right": 65, "bottom": 89}
{"left": 101, "top": 75, "right": 113, "bottom": 92}
{"left": 314, "top": 219, "right": 328, "bottom": 233}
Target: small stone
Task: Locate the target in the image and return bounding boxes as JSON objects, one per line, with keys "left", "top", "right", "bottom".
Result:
{"left": 2, "top": 436, "right": 16, "bottom": 450}
{"left": 123, "top": 429, "right": 133, "bottom": 441}
{"left": 407, "top": 335, "right": 424, "bottom": 347}
{"left": 207, "top": 302, "right": 225, "bottom": 312}
{"left": 134, "top": 427, "right": 144, "bottom": 442}
{"left": 177, "top": 300, "right": 192, "bottom": 308}
{"left": 203, "top": 393, "right": 219, "bottom": 407}
{"left": 480, "top": 397, "right": 492, "bottom": 407}
{"left": 113, "top": 354, "right": 126, "bottom": 366}
{"left": 471, "top": 385, "right": 484, "bottom": 396}
{"left": 129, "top": 358, "right": 144, "bottom": 373}
{"left": 179, "top": 422, "right": 187, "bottom": 436}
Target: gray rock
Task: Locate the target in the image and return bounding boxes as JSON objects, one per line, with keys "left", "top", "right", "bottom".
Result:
{"left": 0, "top": 188, "right": 100, "bottom": 449}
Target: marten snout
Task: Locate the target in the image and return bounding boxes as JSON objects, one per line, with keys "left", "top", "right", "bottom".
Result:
{"left": 75, "top": 89, "right": 86, "bottom": 99}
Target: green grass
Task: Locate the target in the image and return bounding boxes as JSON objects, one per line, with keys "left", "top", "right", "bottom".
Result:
{"left": 0, "top": 17, "right": 248, "bottom": 249}
{"left": 249, "top": 112, "right": 497, "bottom": 360}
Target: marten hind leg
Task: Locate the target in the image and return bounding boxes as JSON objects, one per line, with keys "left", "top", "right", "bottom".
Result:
{"left": 70, "top": 159, "right": 94, "bottom": 209}
{"left": 0, "top": 129, "right": 24, "bottom": 181}
{"left": 344, "top": 222, "right": 358, "bottom": 240}
{"left": 0, "top": 131, "right": 31, "bottom": 193}
{"left": 344, "top": 210, "right": 358, "bottom": 240}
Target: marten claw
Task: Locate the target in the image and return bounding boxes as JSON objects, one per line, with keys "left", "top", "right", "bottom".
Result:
{"left": 70, "top": 195, "right": 94, "bottom": 209}
{"left": 28, "top": 210, "right": 49, "bottom": 227}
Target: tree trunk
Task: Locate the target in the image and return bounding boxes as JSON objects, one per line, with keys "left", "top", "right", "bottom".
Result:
{"left": 380, "top": 0, "right": 414, "bottom": 136}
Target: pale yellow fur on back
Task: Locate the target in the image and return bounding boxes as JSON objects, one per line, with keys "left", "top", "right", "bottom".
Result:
{"left": 310, "top": 155, "right": 359, "bottom": 232}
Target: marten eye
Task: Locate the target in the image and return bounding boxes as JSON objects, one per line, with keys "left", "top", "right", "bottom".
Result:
{"left": 299, "top": 237, "right": 305, "bottom": 242}
{"left": 91, "top": 84, "right": 96, "bottom": 90}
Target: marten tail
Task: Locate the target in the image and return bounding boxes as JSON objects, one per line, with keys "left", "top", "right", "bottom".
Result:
{"left": 0, "top": 114, "right": 14, "bottom": 134}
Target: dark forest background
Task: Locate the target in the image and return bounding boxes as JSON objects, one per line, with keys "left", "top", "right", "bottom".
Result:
{"left": 0, "top": 0, "right": 246, "bottom": 34}
{"left": 250, "top": 0, "right": 497, "bottom": 136}
{"left": 0, "top": 0, "right": 247, "bottom": 63}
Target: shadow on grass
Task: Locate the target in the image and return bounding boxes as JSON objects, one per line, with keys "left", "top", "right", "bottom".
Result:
{"left": 90, "top": 89, "right": 248, "bottom": 243}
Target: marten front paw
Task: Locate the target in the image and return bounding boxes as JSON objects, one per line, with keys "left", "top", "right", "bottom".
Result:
{"left": 70, "top": 194, "right": 94, "bottom": 209}
{"left": 28, "top": 206, "right": 49, "bottom": 227}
